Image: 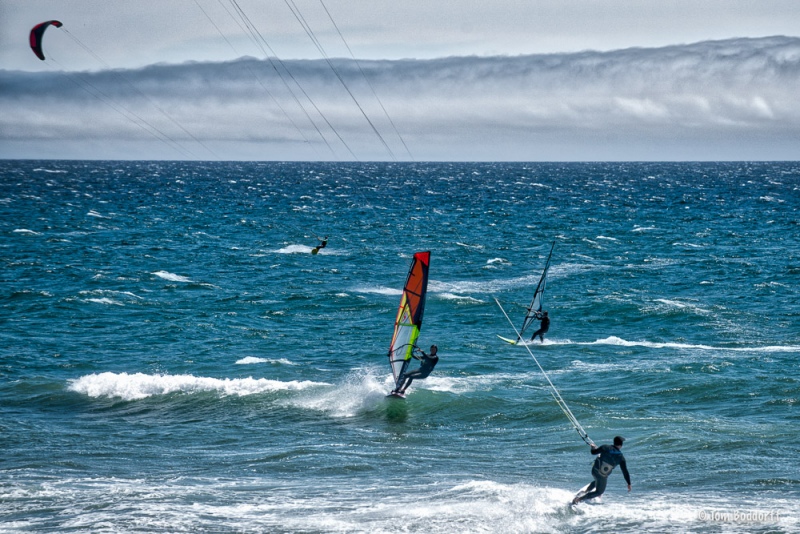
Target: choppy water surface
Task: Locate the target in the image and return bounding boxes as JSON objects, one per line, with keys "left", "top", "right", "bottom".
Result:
{"left": 1, "top": 160, "right": 799, "bottom": 533}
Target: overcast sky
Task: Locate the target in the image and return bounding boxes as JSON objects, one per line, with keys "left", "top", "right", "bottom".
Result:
{"left": 2, "top": 1, "right": 800, "bottom": 161}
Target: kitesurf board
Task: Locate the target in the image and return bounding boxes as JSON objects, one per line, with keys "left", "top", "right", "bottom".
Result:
{"left": 571, "top": 482, "right": 602, "bottom": 505}
{"left": 570, "top": 482, "right": 592, "bottom": 506}
{"left": 497, "top": 335, "right": 519, "bottom": 345}
{"left": 386, "top": 392, "right": 406, "bottom": 399}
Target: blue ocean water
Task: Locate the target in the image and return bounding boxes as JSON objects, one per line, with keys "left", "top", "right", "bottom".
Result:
{"left": 1, "top": 160, "right": 799, "bottom": 533}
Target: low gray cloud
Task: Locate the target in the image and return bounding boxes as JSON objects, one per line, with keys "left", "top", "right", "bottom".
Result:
{"left": 2, "top": 36, "right": 799, "bottom": 161}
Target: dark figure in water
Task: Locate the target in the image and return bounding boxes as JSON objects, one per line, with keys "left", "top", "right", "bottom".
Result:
{"left": 394, "top": 345, "right": 439, "bottom": 394}
{"left": 572, "top": 436, "right": 632, "bottom": 505}
{"left": 311, "top": 236, "right": 328, "bottom": 255}
{"left": 530, "top": 310, "right": 550, "bottom": 342}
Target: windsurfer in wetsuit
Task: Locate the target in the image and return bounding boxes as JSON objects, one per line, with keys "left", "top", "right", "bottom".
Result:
{"left": 395, "top": 345, "right": 439, "bottom": 395}
{"left": 311, "top": 236, "right": 328, "bottom": 254}
{"left": 530, "top": 310, "right": 550, "bottom": 342}
{"left": 572, "top": 436, "right": 631, "bottom": 505}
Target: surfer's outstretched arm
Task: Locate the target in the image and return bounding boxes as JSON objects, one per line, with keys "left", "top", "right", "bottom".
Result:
{"left": 620, "top": 460, "right": 631, "bottom": 491}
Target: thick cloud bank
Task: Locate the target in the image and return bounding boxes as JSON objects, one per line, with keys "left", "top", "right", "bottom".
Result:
{"left": 2, "top": 36, "right": 799, "bottom": 161}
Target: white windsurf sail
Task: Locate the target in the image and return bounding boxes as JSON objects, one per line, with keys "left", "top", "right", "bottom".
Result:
{"left": 514, "top": 241, "right": 555, "bottom": 342}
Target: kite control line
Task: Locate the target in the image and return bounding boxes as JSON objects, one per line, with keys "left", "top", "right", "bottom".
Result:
{"left": 495, "top": 297, "right": 594, "bottom": 446}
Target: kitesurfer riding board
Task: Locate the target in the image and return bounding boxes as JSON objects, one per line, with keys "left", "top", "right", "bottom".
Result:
{"left": 571, "top": 436, "right": 631, "bottom": 506}
{"left": 311, "top": 236, "right": 328, "bottom": 255}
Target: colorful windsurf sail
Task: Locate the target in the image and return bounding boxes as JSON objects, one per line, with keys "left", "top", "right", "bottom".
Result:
{"left": 516, "top": 241, "right": 555, "bottom": 341}
{"left": 388, "top": 251, "right": 430, "bottom": 392}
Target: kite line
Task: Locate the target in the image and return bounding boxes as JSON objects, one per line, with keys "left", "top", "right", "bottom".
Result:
{"left": 495, "top": 297, "right": 594, "bottom": 446}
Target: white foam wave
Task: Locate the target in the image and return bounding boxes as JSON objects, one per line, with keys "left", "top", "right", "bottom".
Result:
{"left": 354, "top": 285, "right": 402, "bottom": 296}
{"left": 153, "top": 271, "right": 192, "bottom": 283}
{"left": 393, "top": 371, "right": 529, "bottom": 395}
{"left": 413, "top": 375, "right": 482, "bottom": 394}
{"left": 653, "top": 298, "right": 710, "bottom": 314}
{"left": 275, "top": 245, "right": 313, "bottom": 254}
{"left": 68, "top": 372, "right": 327, "bottom": 401}
{"left": 87, "top": 210, "right": 109, "bottom": 219}
{"left": 503, "top": 335, "right": 800, "bottom": 354}
{"left": 354, "top": 264, "right": 596, "bottom": 301}
{"left": 281, "top": 369, "right": 389, "bottom": 417}
{"left": 435, "top": 263, "right": 598, "bottom": 296}
{"left": 4, "top": 476, "right": 796, "bottom": 533}
{"left": 438, "top": 292, "right": 483, "bottom": 303}
{"left": 85, "top": 297, "right": 124, "bottom": 306}
{"left": 235, "top": 356, "right": 296, "bottom": 365}
{"left": 13, "top": 229, "right": 42, "bottom": 235}
{"left": 274, "top": 244, "right": 344, "bottom": 255}
{"left": 269, "top": 368, "right": 510, "bottom": 415}
{"left": 80, "top": 290, "right": 143, "bottom": 305}
{"left": 583, "top": 336, "right": 800, "bottom": 353}
{"left": 502, "top": 337, "right": 565, "bottom": 347}
{"left": 755, "top": 281, "right": 789, "bottom": 289}
{"left": 358, "top": 278, "right": 517, "bottom": 297}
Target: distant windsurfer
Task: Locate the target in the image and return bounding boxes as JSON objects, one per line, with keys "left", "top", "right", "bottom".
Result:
{"left": 572, "top": 436, "right": 631, "bottom": 505}
{"left": 530, "top": 310, "right": 549, "bottom": 342}
{"left": 394, "top": 345, "right": 439, "bottom": 395}
{"left": 311, "top": 236, "right": 328, "bottom": 255}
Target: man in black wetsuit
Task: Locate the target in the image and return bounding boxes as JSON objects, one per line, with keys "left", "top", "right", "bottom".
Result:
{"left": 530, "top": 310, "right": 550, "bottom": 342}
{"left": 572, "top": 436, "right": 631, "bottom": 504}
{"left": 311, "top": 236, "right": 328, "bottom": 255}
{"left": 395, "top": 345, "right": 439, "bottom": 395}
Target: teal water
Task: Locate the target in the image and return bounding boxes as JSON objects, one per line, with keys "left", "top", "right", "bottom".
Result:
{"left": 1, "top": 161, "right": 799, "bottom": 533}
